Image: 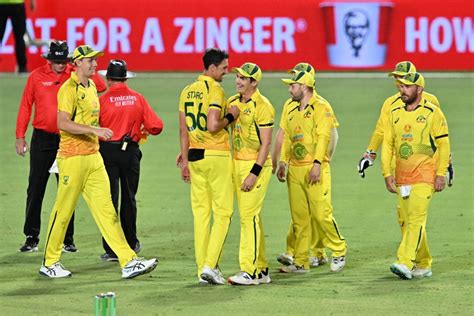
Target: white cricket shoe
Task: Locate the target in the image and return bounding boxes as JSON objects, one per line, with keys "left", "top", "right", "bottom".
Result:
{"left": 279, "top": 264, "right": 309, "bottom": 273}
{"left": 330, "top": 256, "right": 346, "bottom": 272}
{"left": 228, "top": 271, "right": 258, "bottom": 285}
{"left": 277, "top": 253, "right": 294, "bottom": 266}
{"left": 257, "top": 268, "right": 271, "bottom": 284}
{"left": 390, "top": 263, "right": 413, "bottom": 280}
{"left": 39, "top": 262, "right": 72, "bottom": 278}
{"left": 309, "top": 256, "right": 320, "bottom": 267}
{"left": 198, "top": 277, "right": 209, "bottom": 285}
{"left": 412, "top": 267, "right": 432, "bottom": 278}
{"left": 200, "top": 266, "right": 225, "bottom": 285}
{"left": 122, "top": 257, "right": 158, "bottom": 279}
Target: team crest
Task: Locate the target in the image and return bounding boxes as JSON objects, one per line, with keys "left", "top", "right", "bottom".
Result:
{"left": 404, "top": 124, "right": 411, "bottom": 132}
{"left": 303, "top": 111, "right": 311, "bottom": 118}
{"left": 243, "top": 108, "right": 252, "bottom": 115}
{"left": 293, "top": 143, "right": 308, "bottom": 160}
{"left": 399, "top": 142, "right": 413, "bottom": 160}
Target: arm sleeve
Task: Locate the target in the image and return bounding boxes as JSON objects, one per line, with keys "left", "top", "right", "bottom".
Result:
{"left": 141, "top": 96, "right": 164, "bottom": 135}
{"left": 313, "top": 105, "right": 332, "bottom": 162}
{"left": 256, "top": 102, "right": 275, "bottom": 127}
{"left": 208, "top": 86, "right": 225, "bottom": 111}
{"left": 432, "top": 108, "right": 450, "bottom": 176}
{"left": 15, "top": 74, "right": 35, "bottom": 138}
{"left": 279, "top": 102, "right": 289, "bottom": 130}
{"left": 57, "top": 85, "right": 76, "bottom": 116}
{"left": 280, "top": 111, "right": 290, "bottom": 164}
{"left": 381, "top": 113, "right": 395, "bottom": 177}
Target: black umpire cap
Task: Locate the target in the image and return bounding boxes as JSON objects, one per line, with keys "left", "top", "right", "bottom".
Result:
{"left": 41, "top": 40, "right": 70, "bottom": 61}
{"left": 98, "top": 59, "right": 136, "bottom": 79}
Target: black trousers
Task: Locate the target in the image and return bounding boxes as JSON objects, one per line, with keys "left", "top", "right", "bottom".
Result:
{"left": 24, "top": 129, "right": 75, "bottom": 244}
{"left": 99, "top": 141, "right": 142, "bottom": 254}
{"left": 0, "top": 3, "right": 27, "bottom": 71}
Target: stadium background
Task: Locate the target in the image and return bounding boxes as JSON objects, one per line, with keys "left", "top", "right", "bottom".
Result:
{"left": 0, "top": 0, "right": 472, "bottom": 314}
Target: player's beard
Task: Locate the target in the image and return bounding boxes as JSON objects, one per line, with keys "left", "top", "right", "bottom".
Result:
{"left": 401, "top": 93, "right": 417, "bottom": 105}
{"left": 291, "top": 90, "right": 303, "bottom": 102}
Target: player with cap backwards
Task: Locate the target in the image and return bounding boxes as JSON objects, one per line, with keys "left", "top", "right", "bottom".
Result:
{"left": 382, "top": 72, "right": 450, "bottom": 280}
{"left": 273, "top": 62, "right": 339, "bottom": 269}
{"left": 178, "top": 48, "right": 239, "bottom": 285}
{"left": 97, "top": 59, "right": 163, "bottom": 261}
{"left": 226, "top": 63, "right": 274, "bottom": 285}
{"left": 15, "top": 41, "right": 104, "bottom": 254}
{"left": 39, "top": 45, "right": 158, "bottom": 279}
{"left": 276, "top": 71, "right": 347, "bottom": 274}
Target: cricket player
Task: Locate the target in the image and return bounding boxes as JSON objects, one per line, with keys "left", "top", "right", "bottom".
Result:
{"left": 382, "top": 72, "right": 450, "bottom": 279}
{"left": 39, "top": 45, "right": 157, "bottom": 279}
{"left": 276, "top": 71, "right": 347, "bottom": 273}
{"left": 273, "top": 62, "right": 338, "bottom": 268}
{"left": 226, "top": 63, "right": 274, "bottom": 285}
{"left": 178, "top": 48, "right": 239, "bottom": 285}
{"left": 358, "top": 61, "right": 453, "bottom": 240}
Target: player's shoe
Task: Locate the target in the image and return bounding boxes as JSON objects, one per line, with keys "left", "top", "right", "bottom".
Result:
{"left": 39, "top": 262, "right": 72, "bottom": 278}
{"left": 309, "top": 256, "right": 321, "bottom": 267}
{"left": 228, "top": 271, "right": 259, "bottom": 285}
{"left": 257, "top": 268, "right": 271, "bottom": 284}
{"left": 198, "top": 277, "right": 209, "bottom": 285}
{"left": 277, "top": 253, "right": 294, "bottom": 266}
{"left": 62, "top": 243, "right": 78, "bottom": 253}
{"left": 279, "top": 264, "right": 309, "bottom": 273}
{"left": 100, "top": 253, "right": 119, "bottom": 262}
{"left": 122, "top": 257, "right": 158, "bottom": 279}
{"left": 318, "top": 256, "right": 329, "bottom": 265}
{"left": 412, "top": 267, "right": 432, "bottom": 278}
{"left": 200, "top": 266, "right": 225, "bottom": 285}
{"left": 19, "top": 236, "right": 38, "bottom": 253}
{"left": 390, "top": 263, "right": 413, "bottom": 280}
{"left": 330, "top": 256, "right": 346, "bottom": 272}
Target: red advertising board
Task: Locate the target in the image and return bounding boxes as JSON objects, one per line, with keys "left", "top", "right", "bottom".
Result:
{"left": 0, "top": 0, "right": 473, "bottom": 71}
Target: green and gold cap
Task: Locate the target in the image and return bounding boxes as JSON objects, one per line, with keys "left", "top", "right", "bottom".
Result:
{"left": 288, "top": 62, "right": 315, "bottom": 76}
{"left": 231, "top": 62, "right": 262, "bottom": 81}
{"left": 397, "top": 72, "right": 425, "bottom": 88}
{"left": 282, "top": 71, "right": 315, "bottom": 88}
{"left": 72, "top": 45, "right": 104, "bottom": 63}
{"left": 389, "top": 61, "right": 417, "bottom": 77}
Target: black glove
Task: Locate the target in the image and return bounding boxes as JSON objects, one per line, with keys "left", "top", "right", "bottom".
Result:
{"left": 358, "top": 150, "right": 376, "bottom": 178}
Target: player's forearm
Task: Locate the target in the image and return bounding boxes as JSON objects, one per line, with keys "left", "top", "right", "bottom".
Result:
{"left": 272, "top": 129, "right": 283, "bottom": 162}
{"left": 58, "top": 118, "right": 96, "bottom": 135}
{"left": 255, "top": 128, "right": 272, "bottom": 167}
{"left": 207, "top": 109, "right": 231, "bottom": 133}
{"left": 179, "top": 115, "right": 190, "bottom": 163}
{"left": 435, "top": 137, "right": 450, "bottom": 176}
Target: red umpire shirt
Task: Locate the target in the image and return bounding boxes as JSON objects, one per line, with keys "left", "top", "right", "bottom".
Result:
{"left": 99, "top": 83, "right": 163, "bottom": 141}
{"left": 15, "top": 63, "right": 107, "bottom": 138}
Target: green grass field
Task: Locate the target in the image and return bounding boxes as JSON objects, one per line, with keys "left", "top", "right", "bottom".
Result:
{"left": 0, "top": 72, "right": 473, "bottom": 315}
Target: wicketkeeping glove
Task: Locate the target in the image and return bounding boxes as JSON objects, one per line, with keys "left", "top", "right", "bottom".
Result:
{"left": 358, "top": 150, "right": 377, "bottom": 178}
{"left": 446, "top": 162, "right": 454, "bottom": 187}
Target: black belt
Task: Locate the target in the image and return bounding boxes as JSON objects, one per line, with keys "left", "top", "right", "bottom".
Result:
{"left": 188, "top": 148, "right": 205, "bottom": 162}
{"left": 100, "top": 141, "right": 139, "bottom": 148}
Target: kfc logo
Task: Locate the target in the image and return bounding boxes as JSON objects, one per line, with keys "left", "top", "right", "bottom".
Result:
{"left": 321, "top": 2, "right": 393, "bottom": 67}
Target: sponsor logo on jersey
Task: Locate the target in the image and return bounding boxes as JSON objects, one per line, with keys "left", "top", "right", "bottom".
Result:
{"left": 399, "top": 142, "right": 413, "bottom": 159}
{"left": 416, "top": 115, "right": 426, "bottom": 123}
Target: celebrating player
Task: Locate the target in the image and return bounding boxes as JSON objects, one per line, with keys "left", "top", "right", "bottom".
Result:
{"left": 276, "top": 71, "right": 347, "bottom": 273}
{"left": 382, "top": 72, "right": 450, "bottom": 280}
{"left": 273, "top": 62, "right": 339, "bottom": 268}
{"left": 39, "top": 45, "right": 158, "bottom": 279}
{"left": 98, "top": 59, "right": 164, "bottom": 261}
{"left": 226, "top": 63, "right": 274, "bottom": 285}
{"left": 178, "top": 48, "right": 238, "bottom": 285}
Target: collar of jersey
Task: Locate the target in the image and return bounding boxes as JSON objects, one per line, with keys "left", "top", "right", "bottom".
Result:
{"left": 240, "top": 89, "right": 261, "bottom": 104}
{"left": 108, "top": 82, "right": 128, "bottom": 92}
{"left": 198, "top": 74, "right": 217, "bottom": 83}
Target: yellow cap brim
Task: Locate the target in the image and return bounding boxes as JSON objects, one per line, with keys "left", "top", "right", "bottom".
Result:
{"left": 287, "top": 69, "right": 296, "bottom": 74}
{"left": 74, "top": 51, "right": 104, "bottom": 62}
{"left": 282, "top": 78, "right": 296, "bottom": 85}
{"left": 396, "top": 78, "right": 424, "bottom": 88}
{"left": 231, "top": 67, "right": 251, "bottom": 78}
{"left": 388, "top": 71, "right": 409, "bottom": 77}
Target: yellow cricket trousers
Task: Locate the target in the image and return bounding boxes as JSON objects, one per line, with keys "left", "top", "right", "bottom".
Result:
{"left": 396, "top": 183, "right": 434, "bottom": 269}
{"left": 285, "top": 217, "right": 327, "bottom": 259}
{"left": 233, "top": 159, "right": 271, "bottom": 277}
{"left": 43, "top": 153, "right": 136, "bottom": 268}
{"left": 189, "top": 150, "right": 233, "bottom": 277}
{"left": 287, "top": 162, "right": 346, "bottom": 269}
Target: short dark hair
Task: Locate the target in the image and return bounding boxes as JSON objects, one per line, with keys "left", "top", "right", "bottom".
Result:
{"left": 203, "top": 48, "right": 229, "bottom": 70}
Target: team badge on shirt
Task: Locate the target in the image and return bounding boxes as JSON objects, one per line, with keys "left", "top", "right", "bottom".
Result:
{"left": 399, "top": 142, "right": 413, "bottom": 160}
{"left": 293, "top": 143, "right": 308, "bottom": 160}
{"left": 416, "top": 115, "right": 426, "bottom": 123}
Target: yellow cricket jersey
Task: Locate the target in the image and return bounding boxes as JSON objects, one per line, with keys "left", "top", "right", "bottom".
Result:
{"left": 368, "top": 91, "right": 440, "bottom": 151}
{"left": 179, "top": 75, "right": 229, "bottom": 151}
{"left": 57, "top": 72, "right": 100, "bottom": 158}
{"left": 227, "top": 89, "right": 275, "bottom": 161}
{"left": 280, "top": 94, "right": 336, "bottom": 166}
{"left": 382, "top": 101, "right": 450, "bottom": 185}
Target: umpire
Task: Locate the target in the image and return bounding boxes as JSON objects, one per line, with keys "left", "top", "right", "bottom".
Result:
{"left": 98, "top": 60, "right": 163, "bottom": 261}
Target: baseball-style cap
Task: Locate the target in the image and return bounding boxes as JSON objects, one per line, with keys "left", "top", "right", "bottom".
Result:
{"left": 288, "top": 62, "right": 315, "bottom": 76}
{"left": 282, "top": 71, "right": 315, "bottom": 88}
{"left": 231, "top": 62, "right": 262, "bottom": 81}
{"left": 41, "top": 40, "right": 70, "bottom": 61}
{"left": 98, "top": 59, "right": 136, "bottom": 79}
{"left": 71, "top": 45, "right": 104, "bottom": 62}
{"left": 389, "top": 61, "right": 417, "bottom": 77}
{"left": 397, "top": 72, "right": 425, "bottom": 88}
